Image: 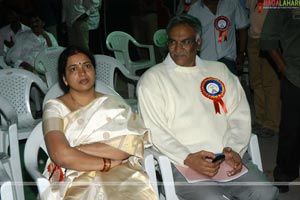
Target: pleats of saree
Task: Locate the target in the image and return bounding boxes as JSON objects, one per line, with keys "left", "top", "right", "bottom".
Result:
{"left": 41, "top": 161, "right": 157, "bottom": 200}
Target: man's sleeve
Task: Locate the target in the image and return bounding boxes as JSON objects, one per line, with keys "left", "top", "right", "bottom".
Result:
{"left": 234, "top": 0, "right": 249, "bottom": 29}
{"left": 223, "top": 71, "right": 251, "bottom": 157}
{"left": 137, "top": 73, "right": 190, "bottom": 166}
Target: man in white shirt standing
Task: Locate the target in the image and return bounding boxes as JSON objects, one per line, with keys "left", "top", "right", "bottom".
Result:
{"left": 137, "top": 14, "right": 278, "bottom": 200}
{"left": 62, "top": 0, "right": 102, "bottom": 51}
{"left": 187, "top": 0, "right": 249, "bottom": 76}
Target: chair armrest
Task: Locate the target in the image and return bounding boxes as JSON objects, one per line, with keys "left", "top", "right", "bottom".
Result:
{"left": 37, "top": 177, "right": 51, "bottom": 196}
{"left": 0, "top": 96, "right": 18, "bottom": 125}
{"left": 146, "top": 147, "right": 179, "bottom": 200}
{"left": 248, "top": 134, "right": 263, "bottom": 171}
{"left": 143, "top": 151, "right": 159, "bottom": 197}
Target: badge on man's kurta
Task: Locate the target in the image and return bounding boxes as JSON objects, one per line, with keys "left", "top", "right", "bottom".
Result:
{"left": 200, "top": 77, "right": 228, "bottom": 114}
{"left": 214, "top": 16, "right": 230, "bottom": 42}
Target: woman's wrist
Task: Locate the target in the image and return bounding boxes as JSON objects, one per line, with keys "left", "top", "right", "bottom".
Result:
{"left": 100, "top": 158, "right": 111, "bottom": 172}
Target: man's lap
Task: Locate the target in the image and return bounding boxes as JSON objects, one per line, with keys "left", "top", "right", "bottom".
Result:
{"left": 172, "top": 158, "right": 278, "bottom": 200}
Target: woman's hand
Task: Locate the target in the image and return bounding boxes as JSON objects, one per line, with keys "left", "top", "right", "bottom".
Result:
{"left": 222, "top": 147, "right": 243, "bottom": 176}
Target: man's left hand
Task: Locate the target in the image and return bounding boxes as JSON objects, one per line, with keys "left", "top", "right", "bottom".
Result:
{"left": 222, "top": 147, "right": 242, "bottom": 176}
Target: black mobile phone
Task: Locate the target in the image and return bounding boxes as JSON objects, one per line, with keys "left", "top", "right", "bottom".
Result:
{"left": 212, "top": 153, "right": 225, "bottom": 163}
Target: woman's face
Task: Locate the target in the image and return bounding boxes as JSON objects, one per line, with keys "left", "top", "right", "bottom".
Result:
{"left": 63, "top": 53, "right": 96, "bottom": 92}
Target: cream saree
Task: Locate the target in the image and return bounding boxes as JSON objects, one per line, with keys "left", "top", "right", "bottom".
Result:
{"left": 42, "top": 95, "right": 157, "bottom": 200}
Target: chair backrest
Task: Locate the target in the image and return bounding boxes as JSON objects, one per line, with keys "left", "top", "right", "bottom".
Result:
{"left": 106, "top": 31, "right": 132, "bottom": 66}
{"left": 0, "top": 95, "right": 24, "bottom": 200}
{"left": 106, "top": 31, "right": 156, "bottom": 74}
{"left": 34, "top": 46, "right": 65, "bottom": 88}
{"left": 42, "top": 80, "right": 120, "bottom": 107}
{"left": 94, "top": 54, "right": 139, "bottom": 89}
{"left": 0, "top": 68, "right": 48, "bottom": 128}
{"left": 153, "top": 29, "right": 167, "bottom": 47}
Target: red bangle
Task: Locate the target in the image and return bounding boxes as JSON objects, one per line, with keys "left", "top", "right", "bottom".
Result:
{"left": 100, "top": 158, "right": 106, "bottom": 172}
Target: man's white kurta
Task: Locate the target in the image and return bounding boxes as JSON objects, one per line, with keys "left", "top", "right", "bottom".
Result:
{"left": 137, "top": 54, "right": 251, "bottom": 166}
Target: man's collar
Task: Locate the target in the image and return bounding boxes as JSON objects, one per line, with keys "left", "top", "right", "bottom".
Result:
{"left": 163, "top": 53, "right": 205, "bottom": 72}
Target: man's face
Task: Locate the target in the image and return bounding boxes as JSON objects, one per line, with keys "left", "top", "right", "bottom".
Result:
{"left": 167, "top": 24, "right": 201, "bottom": 67}
{"left": 29, "top": 17, "right": 44, "bottom": 35}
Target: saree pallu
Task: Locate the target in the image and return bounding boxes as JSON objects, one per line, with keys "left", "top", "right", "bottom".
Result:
{"left": 42, "top": 95, "right": 157, "bottom": 200}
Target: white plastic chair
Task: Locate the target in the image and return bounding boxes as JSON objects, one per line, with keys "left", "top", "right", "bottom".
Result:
{"left": 147, "top": 134, "right": 263, "bottom": 200}
{"left": 94, "top": 54, "right": 139, "bottom": 110}
{"left": 0, "top": 68, "right": 48, "bottom": 140}
{"left": 153, "top": 29, "right": 168, "bottom": 61}
{"left": 153, "top": 29, "right": 167, "bottom": 48}
{"left": 0, "top": 95, "right": 24, "bottom": 200}
{"left": 106, "top": 31, "right": 156, "bottom": 75}
{"left": 0, "top": 56, "right": 11, "bottom": 69}
{"left": 25, "top": 81, "right": 160, "bottom": 199}
{"left": 34, "top": 46, "right": 65, "bottom": 88}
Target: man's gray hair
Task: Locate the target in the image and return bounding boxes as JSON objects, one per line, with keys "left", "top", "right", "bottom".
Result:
{"left": 166, "top": 14, "right": 202, "bottom": 40}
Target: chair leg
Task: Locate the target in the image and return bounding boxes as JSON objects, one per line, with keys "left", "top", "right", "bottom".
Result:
{"left": 127, "top": 83, "right": 135, "bottom": 99}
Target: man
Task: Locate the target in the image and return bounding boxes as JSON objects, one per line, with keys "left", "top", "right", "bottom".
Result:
{"left": 5, "top": 14, "right": 58, "bottom": 72}
{"left": 62, "top": 0, "right": 102, "bottom": 51}
{"left": 261, "top": 9, "right": 300, "bottom": 193}
{"left": 186, "top": 0, "right": 248, "bottom": 75}
{"left": 246, "top": 0, "right": 281, "bottom": 138}
{"left": 5, "top": 14, "right": 58, "bottom": 118}
{"left": 0, "top": 9, "right": 30, "bottom": 56}
{"left": 137, "top": 14, "right": 278, "bottom": 199}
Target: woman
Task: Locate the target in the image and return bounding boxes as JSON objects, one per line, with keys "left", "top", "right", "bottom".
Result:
{"left": 42, "top": 46, "right": 157, "bottom": 199}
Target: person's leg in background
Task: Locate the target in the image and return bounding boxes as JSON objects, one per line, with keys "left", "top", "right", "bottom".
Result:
{"left": 260, "top": 51, "right": 281, "bottom": 134}
{"left": 67, "top": 16, "right": 89, "bottom": 51}
{"left": 247, "top": 37, "right": 281, "bottom": 137}
{"left": 274, "top": 77, "right": 300, "bottom": 193}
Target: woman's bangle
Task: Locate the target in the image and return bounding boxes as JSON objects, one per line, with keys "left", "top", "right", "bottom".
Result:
{"left": 106, "top": 159, "right": 111, "bottom": 172}
{"left": 100, "top": 158, "right": 107, "bottom": 172}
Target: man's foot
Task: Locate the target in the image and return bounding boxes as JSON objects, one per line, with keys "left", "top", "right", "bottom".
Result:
{"left": 256, "top": 127, "right": 276, "bottom": 138}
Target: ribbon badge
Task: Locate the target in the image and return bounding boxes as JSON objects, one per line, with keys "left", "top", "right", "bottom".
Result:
{"left": 255, "top": 0, "right": 264, "bottom": 13}
{"left": 214, "top": 16, "right": 231, "bottom": 42}
{"left": 200, "top": 77, "right": 228, "bottom": 114}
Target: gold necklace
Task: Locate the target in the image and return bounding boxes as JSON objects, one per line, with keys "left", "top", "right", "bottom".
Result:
{"left": 69, "top": 92, "right": 97, "bottom": 107}
{"left": 69, "top": 93, "right": 85, "bottom": 107}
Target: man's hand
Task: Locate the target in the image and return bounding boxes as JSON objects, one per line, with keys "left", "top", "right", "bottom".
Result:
{"left": 4, "top": 36, "right": 14, "bottom": 48}
{"left": 20, "top": 62, "right": 35, "bottom": 73}
{"left": 222, "top": 147, "right": 242, "bottom": 176}
{"left": 184, "top": 150, "right": 222, "bottom": 177}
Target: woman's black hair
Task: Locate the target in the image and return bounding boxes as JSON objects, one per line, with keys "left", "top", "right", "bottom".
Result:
{"left": 57, "top": 46, "right": 96, "bottom": 92}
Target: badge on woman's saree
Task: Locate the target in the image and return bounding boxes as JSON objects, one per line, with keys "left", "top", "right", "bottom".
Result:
{"left": 200, "top": 77, "right": 228, "bottom": 114}
{"left": 214, "top": 16, "right": 230, "bottom": 42}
